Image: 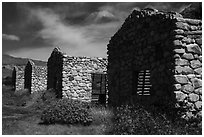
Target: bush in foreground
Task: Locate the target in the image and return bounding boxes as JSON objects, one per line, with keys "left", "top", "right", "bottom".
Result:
{"left": 112, "top": 104, "right": 201, "bottom": 135}
{"left": 41, "top": 99, "right": 93, "bottom": 126}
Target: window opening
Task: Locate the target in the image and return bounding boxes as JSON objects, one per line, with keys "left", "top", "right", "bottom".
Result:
{"left": 137, "top": 70, "right": 152, "bottom": 96}
{"left": 91, "top": 73, "right": 107, "bottom": 104}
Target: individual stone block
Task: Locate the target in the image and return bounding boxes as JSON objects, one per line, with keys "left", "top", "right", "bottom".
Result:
{"left": 181, "top": 84, "right": 194, "bottom": 93}
{"left": 174, "top": 75, "right": 189, "bottom": 84}
{"left": 182, "top": 66, "right": 194, "bottom": 74}
{"left": 175, "top": 66, "right": 193, "bottom": 74}
{"left": 195, "top": 38, "right": 202, "bottom": 45}
{"left": 188, "top": 93, "right": 199, "bottom": 102}
{"left": 175, "top": 66, "right": 183, "bottom": 74}
{"left": 173, "top": 29, "right": 184, "bottom": 35}
{"left": 173, "top": 40, "right": 182, "bottom": 46}
{"left": 189, "top": 25, "right": 198, "bottom": 31}
{"left": 182, "top": 53, "right": 194, "bottom": 60}
{"left": 190, "top": 60, "right": 201, "bottom": 68}
{"left": 185, "top": 19, "right": 201, "bottom": 25}
{"left": 175, "top": 22, "right": 189, "bottom": 30}
{"left": 174, "top": 54, "right": 181, "bottom": 59}
{"left": 75, "top": 76, "right": 82, "bottom": 81}
{"left": 191, "top": 78, "right": 202, "bottom": 89}
{"left": 194, "top": 67, "right": 202, "bottom": 74}
{"left": 174, "top": 84, "right": 182, "bottom": 90}
{"left": 174, "top": 35, "right": 184, "bottom": 39}
{"left": 175, "top": 91, "right": 187, "bottom": 102}
{"left": 194, "top": 88, "right": 202, "bottom": 95}
{"left": 71, "top": 70, "right": 78, "bottom": 75}
{"left": 186, "top": 44, "right": 202, "bottom": 54}
{"left": 194, "top": 101, "right": 202, "bottom": 110}
{"left": 175, "top": 59, "right": 189, "bottom": 66}
{"left": 173, "top": 48, "right": 185, "bottom": 54}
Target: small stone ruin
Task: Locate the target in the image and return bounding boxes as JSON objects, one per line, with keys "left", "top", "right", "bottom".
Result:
{"left": 24, "top": 60, "right": 47, "bottom": 93}
{"left": 12, "top": 60, "right": 47, "bottom": 94}
{"left": 107, "top": 8, "right": 202, "bottom": 119}
{"left": 12, "top": 66, "right": 25, "bottom": 91}
{"left": 47, "top": 47, "right": 107, "bottom": 102}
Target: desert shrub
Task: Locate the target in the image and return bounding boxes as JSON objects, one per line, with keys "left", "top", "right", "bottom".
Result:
{"left": 90, "top": 104, "right": 113, "bottom": 125}
{"left": 112, "top": 104, "right": 202, "bottom": 135}
{"left": 41, "top": 88, "right": 57, "bottom": 103}
{"left": 90, "top": 105, "right": 114, "bottom": 134}
{"left": 25, "top": 89, "right": 58, "bottom": 112}
{"left": 13, "top": 89, "right": 31, "bottom": 106}
{"left": 2, "top": 76, "right": 12, "bottom": 86}
{"left": 41, "top": 99, "right": 93, "bottom": 125}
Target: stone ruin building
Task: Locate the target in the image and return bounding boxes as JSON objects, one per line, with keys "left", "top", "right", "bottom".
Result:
{"left": 12, "top": 60, "right": 47, "bottom": 94}
{"left": 24, "top": 60, "right": 47, "bottom": 94}
{"left": 107, "top": 8, "right": 202, "bottom": 119}
{"left": 12, "top": 66, "right": 25, "bottom": 91}
{"left": 47, "top": 48, "right": 107, "bottom": 103}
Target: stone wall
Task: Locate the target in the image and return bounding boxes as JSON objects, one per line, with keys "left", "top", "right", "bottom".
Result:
{"left": 62, "top": 55, "right": 107, "bottom": 102}
{"left": 107, "top": 8, "right": 202, "bottom": 119}
{"left": 13, "top": 66, "right": 25, "bottom": 91}
{"left": 24, "top": 60, "right": 47, "bottom": 94}
{"left": 47, "top": 47, "right": 107, "bottom": 102}
{"left": 173, "top": 16, "right": 202, "bottom": 119}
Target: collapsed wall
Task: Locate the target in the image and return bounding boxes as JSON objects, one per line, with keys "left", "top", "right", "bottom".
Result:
{"left": 24, "top": 60, "right": 47, "bottom": 94}
{"left": 107, "top": 8, "right": 202, "bottom": 119}
{"left": 47, "top": 47, "right": 107, "bottom": 102}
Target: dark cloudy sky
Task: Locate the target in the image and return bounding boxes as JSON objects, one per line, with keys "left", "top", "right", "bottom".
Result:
{"left": 3, "top": 2, "right": 192, "bottom": 61}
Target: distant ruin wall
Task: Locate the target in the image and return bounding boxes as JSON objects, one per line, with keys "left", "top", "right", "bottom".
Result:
{"left": 24, "top": 60, "right": 47, "bottom": 94}
{"left": 31, "top": 66, "right": 47, "bottom": 93}
{"left": 62, "top": 56, "right": 107, "bottom": 102}
{"left": 107, "top": 9, "right": 202, "bottom": 119}
{"left": 13, "top": 66, "right": 25, "bottom": 91}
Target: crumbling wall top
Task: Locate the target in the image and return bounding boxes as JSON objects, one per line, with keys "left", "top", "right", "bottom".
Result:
{"left": 27, "top": 60, "right": 35, "bottom": 66}
{"left": 50, "top": 47, "right": 64, "bottom": 57}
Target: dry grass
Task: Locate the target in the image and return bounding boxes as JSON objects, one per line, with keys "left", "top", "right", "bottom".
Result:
{"left": 2, "top": 86, "right": 114, "bottom": 135}
{"left": 3, "top": 115, "right": 109, "bottom": 135}
{"left": 2, "top": 86, "right": 201, "bottom": 135}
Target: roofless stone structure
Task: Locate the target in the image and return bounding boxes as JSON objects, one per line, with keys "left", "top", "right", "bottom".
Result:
{"left": 47, "top": 48, "right": 107, "bottom": 103}
{"left": 107, "top": 8, "right": 202, "bottom": 119}
{"left": 24, "top": 60, "right": 47, "bottom": 93}
{"left": 12, "top": 66, "right": 25, "bottom": 91}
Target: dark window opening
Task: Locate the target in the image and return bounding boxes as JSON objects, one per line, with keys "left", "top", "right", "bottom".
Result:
{"left": 133, "top": 70, "right": 152, "bottom": 96}
{"left": 91, "top": 73, "right": 107, "bottom": 104}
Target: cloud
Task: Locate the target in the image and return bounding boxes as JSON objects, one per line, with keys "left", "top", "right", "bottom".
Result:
{"left": 27, "top": 7, "right": 119, "bottom": 58}
{"left": 85, "top": 10, "right": 119, "bottom": 24}
{"left": 2, "top": 34, "right": 20, "bottom": 41}
{"left": 3, "top": 2, "right": 192, "bottom": 61}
